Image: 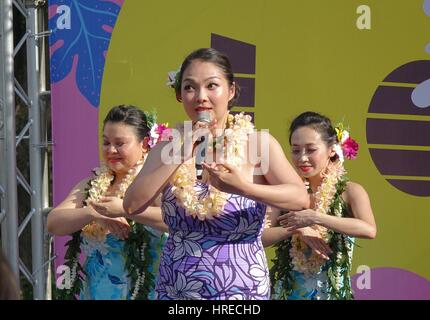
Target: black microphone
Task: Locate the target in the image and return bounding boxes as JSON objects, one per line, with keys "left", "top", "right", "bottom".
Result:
{"left": 195, "top": 111, "right": 211, "bottom": 180}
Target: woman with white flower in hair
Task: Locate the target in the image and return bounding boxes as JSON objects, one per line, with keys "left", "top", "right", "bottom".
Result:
{"left": 124, "top": 48, "right": 310, "bottom": 300}
{"left": 265, "top": 111, "right": 377, "bottom": 300}
{"left": 48, "top": 105, "right": 169, "bottom": 300}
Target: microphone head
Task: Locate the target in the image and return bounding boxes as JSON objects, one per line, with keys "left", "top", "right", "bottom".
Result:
{"left": 196, "top": 110, "right": 212, "bottom": 123}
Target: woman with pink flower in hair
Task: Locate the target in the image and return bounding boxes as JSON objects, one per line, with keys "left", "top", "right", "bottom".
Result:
{"left": 48, "top": 105, "right": 169, "bottom": 300}
{"left": 265, "top": 111, "right": 377, "bottom": 300}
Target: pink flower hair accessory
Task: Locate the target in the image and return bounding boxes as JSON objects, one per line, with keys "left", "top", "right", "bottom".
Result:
{"left": 148, "top": 123, "right": 172, "bottom": 148}
{"left": 334, "top": 123, "right": 359, "bottom": 161}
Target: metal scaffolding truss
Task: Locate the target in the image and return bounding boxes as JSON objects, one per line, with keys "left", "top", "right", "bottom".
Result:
{"left": 0, "top": 0, "right": 50, "bottom": 300}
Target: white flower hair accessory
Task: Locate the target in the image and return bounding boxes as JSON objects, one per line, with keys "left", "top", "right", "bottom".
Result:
{"left": 166, "top": 67, "right": 181, "bottom": 89}
{"left": 333, "top": 143, "right": 344, "bottom": 163}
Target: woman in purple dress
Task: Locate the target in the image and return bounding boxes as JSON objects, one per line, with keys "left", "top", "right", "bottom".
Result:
{"left": 124, "top": 48, "right": 309, "bottom": 300}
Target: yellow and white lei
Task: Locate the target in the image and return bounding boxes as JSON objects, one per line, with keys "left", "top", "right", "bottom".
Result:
{"left": 171, "top": 112, "right": 254, "bottom": 220}
{"left": 81, "top": 159, "right": 144, "bottom": 241}
{"left": 290, "top": 160, "right": 346, "bottom": 275}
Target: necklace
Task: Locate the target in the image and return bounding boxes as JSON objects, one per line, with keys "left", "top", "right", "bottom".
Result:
{"left": 81, "top": 158, "right": 144, "bottom": 240}
{"left": 171, "top": 112, "right": 254, "bottom": 220}
{"left": 290, "top": 160, "right": 345, "bottom": 275}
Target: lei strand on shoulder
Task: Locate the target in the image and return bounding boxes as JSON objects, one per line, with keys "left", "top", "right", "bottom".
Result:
{"left": 170, "top": 112, "right": 254, "bottom": 220}
{"left": 270, "top": 163, "right": 353, "bottom": 299}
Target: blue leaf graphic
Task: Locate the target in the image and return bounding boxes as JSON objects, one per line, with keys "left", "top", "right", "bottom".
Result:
{"left": 49, "top": 0, "right": 121, "bottom": 107}
{"left": 108, "top": 274, "right": 126, "bottom": 285}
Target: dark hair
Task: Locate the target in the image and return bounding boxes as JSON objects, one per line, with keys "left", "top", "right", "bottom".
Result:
{"left": 175, "top": 48, "right": 241, "bottom": 109}
{"left": 103, "top": 105, "right": 151, "bottom": 141}
{"left": 0, "top": 250, "right": 21, "bottom": 300}
{"left": 289, "top": 111, "right": 339, "bottom": 159}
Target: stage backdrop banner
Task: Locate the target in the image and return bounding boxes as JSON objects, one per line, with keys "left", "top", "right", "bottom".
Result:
{"left": 49, "top": 0, "right": 430, "bottom": 299}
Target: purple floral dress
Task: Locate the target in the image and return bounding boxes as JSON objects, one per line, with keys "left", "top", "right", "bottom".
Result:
{"left": 155, "top": 181, "right": 270, "bottom": 300}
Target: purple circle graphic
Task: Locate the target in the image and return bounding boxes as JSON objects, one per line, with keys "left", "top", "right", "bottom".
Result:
{"left": 366, "top": 61, "right": 430, "bottom": 197}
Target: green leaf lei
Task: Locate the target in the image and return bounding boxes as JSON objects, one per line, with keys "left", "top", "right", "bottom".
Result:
{"left": 270, "top": 174, "right": 354, "bottom": 300}
{"left": 55, "top": 176, "right": 155, "bottom": 300}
